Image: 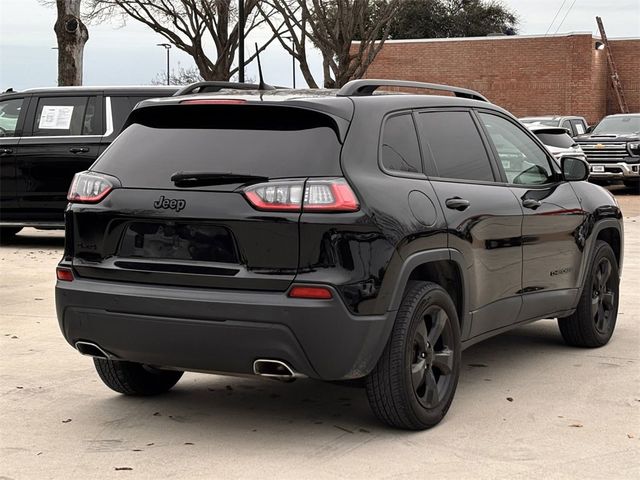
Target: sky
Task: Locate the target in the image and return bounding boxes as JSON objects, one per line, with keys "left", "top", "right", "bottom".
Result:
{"left": 1, "top": 0, "right": 639, "bottom": 91}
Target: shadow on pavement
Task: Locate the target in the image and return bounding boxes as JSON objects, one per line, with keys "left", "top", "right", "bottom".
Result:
{"left": 1, "top": 231, "right": 65, "bottom": 249}
{"left": 83, "top": 321, "right": 570, "bottom": 440}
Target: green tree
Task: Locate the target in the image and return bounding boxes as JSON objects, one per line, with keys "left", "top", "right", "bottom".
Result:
{"left": 389, "top": 0, "right": 518, "bottom": 39}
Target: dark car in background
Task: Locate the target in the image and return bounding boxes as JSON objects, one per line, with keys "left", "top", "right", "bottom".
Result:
{"left": 575, "top": 113, "right": 640, "bottom": 189}
{"left": 56, "top": 80, "right": 623, "bottom": 430}
{"left": 520, "top": 115, "right": 589, "bottom": 138}
{"left": 0, "top": 86, "right": 177, "bottom": 239}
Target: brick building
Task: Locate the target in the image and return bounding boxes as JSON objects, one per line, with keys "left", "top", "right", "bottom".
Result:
{"left": 361, "top": 32, "right": 639, "bottom": 125}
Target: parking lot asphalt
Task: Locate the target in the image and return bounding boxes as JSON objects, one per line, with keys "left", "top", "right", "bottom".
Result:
{"left": 1, "top": 188, "right": 638, "bottom": 480}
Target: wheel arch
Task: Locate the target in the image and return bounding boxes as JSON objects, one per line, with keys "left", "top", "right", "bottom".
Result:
{"left": 576, "top": 218, "right": 624, "bottom": 302}
{"left": 596, "top": 226, "right": 621, "bottom": 269}
{"left": 387, "top": 249, "right": 470, "bottom": 335}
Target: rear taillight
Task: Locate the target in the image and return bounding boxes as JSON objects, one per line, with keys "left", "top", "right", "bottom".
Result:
{"left": 243, "top": 178, "right": 359, "bottom": 212}
{"left": 67, "top": 171, "right": 115, "bottom": 203}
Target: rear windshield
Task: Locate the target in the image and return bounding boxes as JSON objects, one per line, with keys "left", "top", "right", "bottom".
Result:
{"left": 535, "top": 132, "right": 575, "bottom": 148}
{"left": 92, "top": 105, "right": 343, "bottom": 188}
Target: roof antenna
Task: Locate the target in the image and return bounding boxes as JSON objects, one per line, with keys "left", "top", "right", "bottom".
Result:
{"left": 255, "top": 43, "right": 275, "bottom": 91}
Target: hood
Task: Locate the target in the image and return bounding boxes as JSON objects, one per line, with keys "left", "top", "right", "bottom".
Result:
{"left": 577, "top": 132, "right": 640, "bottom": 142}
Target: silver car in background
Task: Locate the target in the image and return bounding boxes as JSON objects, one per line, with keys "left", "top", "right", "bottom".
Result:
{"left": 526, "top": 124, "right": 587, "bottom": 164}
{"left": 520, "top": 115, "right": 589, "bottom": 138}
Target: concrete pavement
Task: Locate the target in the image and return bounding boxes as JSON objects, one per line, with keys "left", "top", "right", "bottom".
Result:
{"left": 1, "top": 194, "right": 638, "bottom": 479}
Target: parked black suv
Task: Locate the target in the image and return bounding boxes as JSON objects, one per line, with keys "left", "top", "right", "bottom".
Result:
{"left": 55, "top": 80, "right": 623, "bottom": 430}
{"left": 0, "top": 86, "right": 177, "bottom": 238}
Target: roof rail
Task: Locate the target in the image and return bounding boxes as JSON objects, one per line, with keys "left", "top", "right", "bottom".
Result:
{"left": 336, "top": 79, "right": 489, "bottom": 102}
{"left": 173, "top": 81, "right": 287, "bottom": 96}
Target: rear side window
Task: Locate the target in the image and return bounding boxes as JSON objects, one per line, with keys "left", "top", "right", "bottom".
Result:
{"left": 32, "top": 96, "right": 99, "bottom": 136}
{"left": 535, "top": 131, "right": 575, "bottom": 148}
{"left": 417, "top": 111, "right": 494, "bottom": 182}
{"left": 110, "top": 97, "right": 133, "bottom": 134}
{"left": 93, "top": 105, "right": 343, "bottom": 189}
{"left": 0, "top": 98, "right": 24, "bottom": 136}
{"left": 572, "top": 119, "right": 586, "bottom": 135}
{"left": 380, "top": 113, "right": 422, "bottom": 174}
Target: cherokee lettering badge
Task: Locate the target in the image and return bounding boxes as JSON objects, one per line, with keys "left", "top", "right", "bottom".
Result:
{"left": 153, "top": 195, "right": 186, "bottom": 212}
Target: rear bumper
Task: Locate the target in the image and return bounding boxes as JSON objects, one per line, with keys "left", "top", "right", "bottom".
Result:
{"left": 55, "top": 276, "right": 393, "bottom": 381}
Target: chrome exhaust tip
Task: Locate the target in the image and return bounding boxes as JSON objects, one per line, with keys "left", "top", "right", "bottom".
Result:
{"left": 253, "top": 359, "right": 298, "bottom": 382}
{"left": 75, "top": 341, "right": 112, "bottom": 359}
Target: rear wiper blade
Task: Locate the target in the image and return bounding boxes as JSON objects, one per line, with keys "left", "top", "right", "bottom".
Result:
{"left": 171, "top": 171, "right": 269, "bottom": 187}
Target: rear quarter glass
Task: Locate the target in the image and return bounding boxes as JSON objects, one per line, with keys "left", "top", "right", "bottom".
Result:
{"left": 91, "top": 105, "right": 344, "bottom": 189}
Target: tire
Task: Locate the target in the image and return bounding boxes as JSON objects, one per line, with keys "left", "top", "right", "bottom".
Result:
{"left": 93, "top": 358, "right": 183, "bottom": 396}
{"left": 365, "top": 281, "right": 461, "bottom": 430}
{"left": 0, "top": 227, "right": 21, "bottom": 243}
{"left": 558, "top": 240, "right": 619, "bottom": 347}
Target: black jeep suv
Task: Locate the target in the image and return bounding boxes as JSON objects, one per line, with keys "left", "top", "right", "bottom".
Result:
{"left": 55, "top": 80, "right": 623, "bottom": 430}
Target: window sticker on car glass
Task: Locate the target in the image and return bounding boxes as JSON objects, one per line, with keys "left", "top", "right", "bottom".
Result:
{"left": 575, "top": 123, "right": 585, "bottom": 134}
{"left": 39, "top": 105, "right": 74, "bottom": 129}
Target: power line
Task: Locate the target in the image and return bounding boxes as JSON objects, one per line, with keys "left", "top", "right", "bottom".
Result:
{"left": 554, "top": 0, "right": 579, "bottom": 34}
{"left": 545, "top": 0, "right": 568, "bottom": 35}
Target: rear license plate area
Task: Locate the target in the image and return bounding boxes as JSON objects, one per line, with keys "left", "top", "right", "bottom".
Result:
{"left": 119, "top": 222, "right": 238, "bottom": 263}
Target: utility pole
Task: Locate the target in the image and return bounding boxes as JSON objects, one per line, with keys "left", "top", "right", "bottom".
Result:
{"left": 157, "top": 43, "right": 171, "bottom": 85}
{"left": 596, "top": 16, "right": 629, "bottom": 114}
{"left": 284, "top": 36, "right": 296, "bottom": 88}
{"left": 238, "top": 0, "right": 245, "bottom": 83}
{"left": 291, "top": 37, "right": 296, "bottom": 88}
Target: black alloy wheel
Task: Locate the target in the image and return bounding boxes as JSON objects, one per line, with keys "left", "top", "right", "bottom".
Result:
{"left": 558, "top": 240, "right": 619, "bottom": 347}
{"left": 366, "top": 281, "right": 461, "bottom": 430}
{"left": 410, "top": 304, "right": 456, "bottom": 410}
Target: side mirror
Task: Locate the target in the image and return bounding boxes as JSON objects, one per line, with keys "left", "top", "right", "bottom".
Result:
{"left": 585, "top": 125, "right": 593, "bottom": 133}
{"left": 562, "top": 156, "right": 590, "bottom": 182}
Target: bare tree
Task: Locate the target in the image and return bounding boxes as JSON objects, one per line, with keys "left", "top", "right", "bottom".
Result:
{"left": 151, "top": 65, "right": 202, "bottom": 85}
{"left": 50, "top": 0, "right": 89, "bottom": 85}
{"left": 262, "top": 1, "right": 399, "bottom": 88}
{"left": 85, "top": 1, "right": 284, "bottom": 81}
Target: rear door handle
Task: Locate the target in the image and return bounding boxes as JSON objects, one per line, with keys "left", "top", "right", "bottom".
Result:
{"left": 445, "top": 197, "right": 471, "bottom": 211}
{"left": 522, "top": 199, "right": 541, "bottom": 209}
{"left": 0, "top": 148, "right": 13, "bottom": 155}
{"left": 69, "top": 147, "right": 89, "bottom": 154}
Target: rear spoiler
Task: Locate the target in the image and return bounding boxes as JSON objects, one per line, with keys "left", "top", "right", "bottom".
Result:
{"left": 123, "top": 102, "right": 352, "bottom": 143}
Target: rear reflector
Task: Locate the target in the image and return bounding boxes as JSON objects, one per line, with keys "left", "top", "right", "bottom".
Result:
{"left": 180, "top": 99, "right": 247, "bottom": 105}
{"left": 56, "top": 267, "right": 74, "bottom": 282}
{"left": 288, "top": 286, "right": 333, "bottom": 300}
{"left": 243, "top": 178, "right": 359, "bottom": 212}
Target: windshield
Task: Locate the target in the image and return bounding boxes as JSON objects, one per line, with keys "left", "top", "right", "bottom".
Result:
{"left": 592, "top": 116, "right": 640, "bottom": 135}
{"left": 535, "top": 132, "right": 575, "bottom": 149}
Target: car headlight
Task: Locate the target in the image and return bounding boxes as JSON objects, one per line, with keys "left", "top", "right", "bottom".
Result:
{"left": 629, "top": 142, "right": 640, "bottom": 155}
